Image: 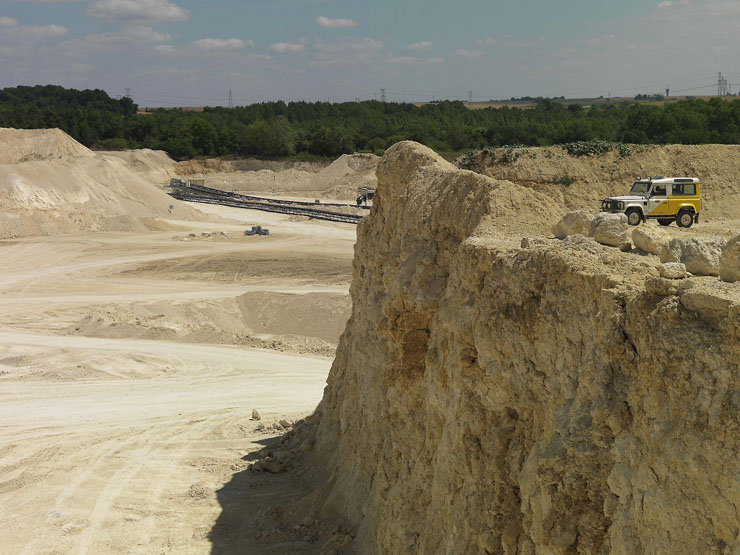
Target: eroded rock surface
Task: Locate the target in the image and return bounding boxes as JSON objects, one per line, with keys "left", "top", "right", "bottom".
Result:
{"left": 658, "top": 262, "right": 687, "bottom": 279}
{"left": 720, "top": 234, "right": 740, "bottom": 283}
{"left": 551, "top": 209, "right": 595, "bottom": 239}
{"left": 632, "top": 226, "right": 670, "bottom": 255}
{"left": 660, "top": 236, "right": 727, "bottom": 276}
{"left": 285, "top": 141, "right": 740, "bottom": 554}
{"left": 590, "top": 212, "right": 630, "bottom": 248}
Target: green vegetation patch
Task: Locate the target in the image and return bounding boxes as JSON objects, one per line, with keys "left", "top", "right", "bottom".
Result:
{"left": 3, "top": 86, "right": 740, "bottom": 160}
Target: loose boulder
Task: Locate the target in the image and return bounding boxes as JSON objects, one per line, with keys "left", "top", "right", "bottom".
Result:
{"left": 658, "top": 262, "right": 687, "bottom": 279}
{"left": 551, "top": 210, "right": 595, "bottom": 239}
{"left": 632, "top": 227, "right": 670, "bottom": 256}
{"left": 719, "top": 234, "right": 740, "bottom": 283}
{"left": 659, "top": 237, "right": 727, "bottom": 276}
{"left": 590, "top": 212, "right": 630, "bottom": 248}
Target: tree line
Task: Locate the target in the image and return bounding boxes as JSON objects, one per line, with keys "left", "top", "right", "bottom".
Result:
{"left": 2, "top": 85, "right": 740, "bottom": 159}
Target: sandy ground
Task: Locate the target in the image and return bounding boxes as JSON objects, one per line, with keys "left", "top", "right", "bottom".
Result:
{"left": 0, "top": 204, "right": 355, "bottom": 554}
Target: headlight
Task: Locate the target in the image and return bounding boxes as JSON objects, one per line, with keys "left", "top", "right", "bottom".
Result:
{"left": 618, "top": 201, "right": 625, "bottom": 210}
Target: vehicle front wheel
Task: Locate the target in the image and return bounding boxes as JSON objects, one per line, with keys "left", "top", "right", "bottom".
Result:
{"left": 657, "top": 217, "right": 673, "bottom": 226}
{"left": 676, "top": 210, "right": 694, "bottom": 228}
{"left": 626, "top": 208, "right": 642, "bottom": 226}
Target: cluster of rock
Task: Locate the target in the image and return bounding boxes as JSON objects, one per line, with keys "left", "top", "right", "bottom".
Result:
{"left": 552, "top": 209, "right": 740, "bottom": 281}
{"left": 552, "top": 210, "right": 631, "bottom": 250}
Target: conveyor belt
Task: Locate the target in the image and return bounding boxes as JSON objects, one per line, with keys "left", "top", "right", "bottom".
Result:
{"left": 169, "top": 189, "right": 364, "bottom": 224}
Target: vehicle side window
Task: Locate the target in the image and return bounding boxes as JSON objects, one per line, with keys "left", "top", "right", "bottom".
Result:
{"left": 652, "top": 184, "right": 667, "bottom": 196}
{"left": 673, "top": 183, "right": 696, "bottom": 196}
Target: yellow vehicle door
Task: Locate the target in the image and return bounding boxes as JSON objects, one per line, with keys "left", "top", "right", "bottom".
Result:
{"left": 648, "top": 183, "right": 671, "bottom": 215}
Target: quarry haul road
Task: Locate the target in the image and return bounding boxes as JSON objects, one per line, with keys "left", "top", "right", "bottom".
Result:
{"left": 0, "top": 205, "right": 355, "bottom": 554}
{"left": 0, "top": 334, "right": 332, "bottom": 555}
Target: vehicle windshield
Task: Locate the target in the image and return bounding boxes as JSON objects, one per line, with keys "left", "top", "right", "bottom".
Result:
{"left": 629, "top": 181, "right": 651, "bottom": 195}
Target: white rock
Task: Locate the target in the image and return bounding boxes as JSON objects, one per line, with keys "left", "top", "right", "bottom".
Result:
{"left": 720, "top": 234, "right": 740, "bottom": 283}
{"left": 632, "top": 227, "right": 670, "bottom": 256}
{"left": 551, "top": 210, "right": 595, "bottom": 239}
{"left": 658, "top": 263, "right": 687, "bottom": 279}
{"left": 660, "top": 237, "right": 727, "bottom": 276}
{"left": 590, "top": 212, "right": 630, "bottom": 248}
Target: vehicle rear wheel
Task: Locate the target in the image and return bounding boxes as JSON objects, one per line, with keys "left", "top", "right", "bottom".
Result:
{"left": 676, "top": 210, "right": 694, "bottom": 228}
{"left": 626, "top": 208, "right": 642, "bottom": 226}
{"left": 657, "top": 218, "right": 673, "bottom": 226}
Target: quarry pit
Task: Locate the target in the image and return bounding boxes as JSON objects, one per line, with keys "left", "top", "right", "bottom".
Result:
{"left": 2, "top": 129, "right": 740, "bottom": 554}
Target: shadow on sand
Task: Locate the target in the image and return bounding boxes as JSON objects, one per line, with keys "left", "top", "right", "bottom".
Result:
{"left": 208, "top": 436, "right": 317, "bottom": 555}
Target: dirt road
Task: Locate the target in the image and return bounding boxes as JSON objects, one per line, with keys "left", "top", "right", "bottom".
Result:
{"left": 0, "top": 205, "right": 355, "bottom": 554}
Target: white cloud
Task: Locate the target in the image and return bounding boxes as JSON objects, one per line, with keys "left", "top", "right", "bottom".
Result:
{"left": 88, "top": 0, "right": 189, "bottom": 23}
{"left": 474, "top": 37, "right": 498, "bottom": 46}
{"left": 193, "top": 38, "right": 245, "bottom": 50}
{"left": 8, "top": 24, "right": 68, "bottom": 38}
{"left": 406, "top": 40, "right": 432, "bottom": 52}
{"left": 0, "top": 17, "right": 19, "bottom": 27}
{"left": 87, "top": 26, "right": 172, "bottom": 44}
{"left": 658, "top": 1, "right": 672, "bottom": 7}
{"left": 316, "top": 16, "right": 357, "bottom": 28}
{"left": 124, "top": 25, "right": 171, "bottom": 42}
{"left": 315, "top": 37, "right": 382, "bottom": 53}
{"left": 155, "top": 44, "right": 176, "bottom": 53}
{"left": 245, "top": 53, "right": 273, "bottom": 61}
{"left": 453, "top": 49, "right": 482, "bottom": 59}
{"left": 426, "top": 57, "right": 445, "bottom": 64}
{"left": 389, "top": 56, "right": 416, "bottom": 64}
{"left": 269, "top": 42, "right": 305, "bottom": 54}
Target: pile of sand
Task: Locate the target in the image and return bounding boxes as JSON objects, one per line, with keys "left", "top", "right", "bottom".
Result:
{"left": 313, "top": 153, "right": 378, "bottom": 198}
{"left": 66, "top": 292, "right": 351, "bottom": 357}
{"left": 0, "top": 128, "right": 93, "bottom": 164}
{"left": 174, "top": 153, "right": 379, "bottom": 201}
{"left": 99, "top": 149, "right": 177, "bottom": 186}
{"left": 0, "top": 128, "right": 199, "bottom": 238}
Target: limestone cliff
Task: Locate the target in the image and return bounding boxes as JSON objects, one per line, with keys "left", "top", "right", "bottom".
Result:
{"left": 296, "top": 141, "right": 740, "bottom": 554}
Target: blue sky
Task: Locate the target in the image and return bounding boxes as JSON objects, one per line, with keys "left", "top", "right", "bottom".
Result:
{"left": 0, "top": 0, "right": 737, "bottom": 106}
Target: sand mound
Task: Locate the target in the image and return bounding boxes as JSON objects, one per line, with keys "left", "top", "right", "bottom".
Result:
{"left": 464, "top": 144, "right": 740, "bottom": 220}
{"left": 67, "top": 292, "right": 351, "bottom": 356}
{"left": 0, "top": 128, "right": 93, "bottom": 165}
{"left": 236, "top": 291, "right": 350, "bottom": 343}
{"left": 172, "top": 153, "right": 379, "bottom": 201}
{"left": 98, "top": 149, "right": 177, "bottom": 186}
{"left": 177, "top": 158, "right": 238, "bottom": 175}
{"left": 312, "top": 153, "right": 379, "bottom": 198}
{"left": 0, "top": 128, "right": 199, "bottom": 239}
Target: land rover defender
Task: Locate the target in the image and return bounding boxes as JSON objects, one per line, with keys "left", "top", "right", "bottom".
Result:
{"left": 600, "top": 177, "right": 701, "bottom": 228}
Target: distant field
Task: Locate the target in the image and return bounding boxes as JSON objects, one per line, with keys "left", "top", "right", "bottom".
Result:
{"left": 440, "top": 95, "right": 735, "bottom": 110}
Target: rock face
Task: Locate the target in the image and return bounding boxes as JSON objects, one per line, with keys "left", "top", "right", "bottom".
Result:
{"left": 720, "top": 234, "right": 740, "bottom": 283}
{"left": 660, "top": 237, "right": 727, "bottom": 276}
{"left": 590, "top": 212, "right": 630, "bottom": 248}
{"left": 551, "top": 209, "right": 595, "bottom": 239}
{"left": 632, "top": 226, "right": 670, "bottom": 256}
{"left": 295, "top": 141, "right": 740, "bottom": 554}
